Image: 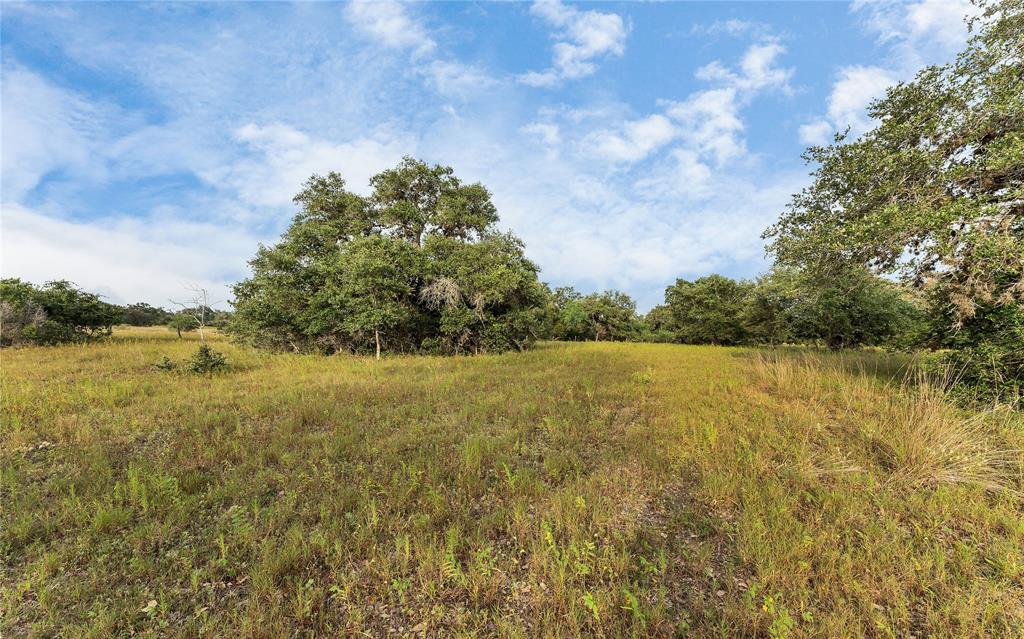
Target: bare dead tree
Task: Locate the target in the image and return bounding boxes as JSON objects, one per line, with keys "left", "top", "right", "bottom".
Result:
{"left": 170, "top": 285, "right": 222, "bottom": 343}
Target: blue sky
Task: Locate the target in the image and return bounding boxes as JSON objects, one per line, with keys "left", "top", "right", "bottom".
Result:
{"left": 1, "top": 0, "right": 976, "bottom": 310}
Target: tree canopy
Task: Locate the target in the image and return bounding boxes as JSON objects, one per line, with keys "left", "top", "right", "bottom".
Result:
{"left": 121, "top": 302, "right": 173, "bottom": 326}
{"left": 545, "top": 287, "right": 643, "bottom": 342}
{"left": 0, "top": 279, "right": 120, "bottom": 346}
{"left": 764, "top": 0, "right": 1022, "bottom": 317}
{"left": 230, "top": 158, "right": 545, "bottom": 356}
{"left": 663, "top": 275, "right": 753, "bottom": 346}
{"left": 764, "top": 0, "right": 1023, "bottom": 395}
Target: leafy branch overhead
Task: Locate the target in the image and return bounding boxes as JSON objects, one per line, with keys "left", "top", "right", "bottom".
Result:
{"left": 764, "top": 0, "right": 1023, "bottom": 397}
{"left": 765, "top": 0, "right": 1023, "bottom": 319}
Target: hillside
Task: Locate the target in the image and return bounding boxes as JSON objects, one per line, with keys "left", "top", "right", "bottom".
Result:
{"left": 3, "top": 329, "right": 1022, "bottom": 637}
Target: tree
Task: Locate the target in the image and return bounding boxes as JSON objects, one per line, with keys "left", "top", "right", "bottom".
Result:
{"left": 763, "top": 0, "right": 1023, "bottom": 392}
{"left": 121, "top": 302, "right": 173, "bottom": 326}
{"left": 640, "top": 304, "right": 676, "bottom": 343}
{"left": 749, "top": 267, "right": 924, "bottom": 350}
{"left": 370, "top": 157, "right": 498, "bottom": 246}
{"left": 168, "top": 313, "right": 199, "bottom": 338}
{"left": 545, "top": 287, "right": 643, "bottom": 342}
{"left": 0, "top": 279, "right": 120, "bottom": 346}
{"left": 664, "top": 275, "right": 753, "bottom": 345}
{"left": 546, "top": 287, "right": 589, "bottom": 341}
{"left": 421, "top": 233, "right": 546, "bottom": 353}
{"left": 580, "top": 291, "right": 642, "bottom": 341}
{"left": 170, "top": 286, "right": 219, "bottom": 343}
{"left": 230, "top": 158, "right": 545, "bottom": 356}
{"left": 334, "top": 235, "right": 419, "bottom": 359}
{"left": 0, "top": 279, "right": 46, "bottom": 347}
{"left": 741, "top": 273, "right": 794, "bottom": 346}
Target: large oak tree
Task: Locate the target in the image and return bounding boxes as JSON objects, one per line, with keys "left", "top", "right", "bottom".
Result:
{"left": 230, "top": 158, "right": 545, "bottom": 356}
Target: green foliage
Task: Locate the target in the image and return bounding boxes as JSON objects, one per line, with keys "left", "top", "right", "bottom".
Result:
{"left": 167, "top": 312, "right": 199, "bottom": 338}
{"left": 0, "top": 278, "right": 120, "bottom": 346}
{"left": 663, "top": 275, "right": 753, "bottom": 345}
{"left": 751, "top": 267, "right": 925, "bottom": 351}
{"left": 931, "top": 295, "right": 1024, "bottom": 404}
{"left": 546, "top": 286, "right": 644, "bottom": 342}
{"left": 650, "top": 269, "right": 923, "bottom": 350}
{"left": 764, "top": 0, "right": 1023, "bottom": 392}
{"left": 640, "top": 304, "right": 677, "bottom": 343}
{"left": 185, "top": 344, "right": 228, "bottom": 374}
{"left": 153, "top": 356, "right": 178, "bottom": 371}
{"left": 121, "top": 302, "right": 173, "bottom": 326}
{"left": 230, "top": 158, "right": 544, "bottom": 355}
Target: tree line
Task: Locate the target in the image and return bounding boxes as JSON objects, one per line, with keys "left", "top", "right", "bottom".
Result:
{"left": 0, "top": 280, "right": 232, "bottom": 347}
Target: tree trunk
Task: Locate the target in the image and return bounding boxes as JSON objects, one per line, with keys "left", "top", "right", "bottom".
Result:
{"left": 177, "top": 328, "right": 182, "bottom": 338}
{"left": 375, "top": 329, "right": 381, "bottom": 360}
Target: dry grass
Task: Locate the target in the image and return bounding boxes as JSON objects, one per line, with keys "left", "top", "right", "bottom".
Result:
{"left": 751, "top": 352, "right": 1021, "bottom": 494}
{"left": 2, "top": 329, "right": 1022, "bottom": 638}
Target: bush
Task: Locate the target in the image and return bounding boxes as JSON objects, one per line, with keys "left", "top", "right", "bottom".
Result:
{"left": 937, "top": 345, "right": 1023, "bottom": 407}
{"left": 0, "top": 279, "right": 119, "bottom": 346}
{"left": 186, "top": 345, "right": 228, "bottom": 374}
{"left": 153, "top": 356, "right": 178, "bottom": 371}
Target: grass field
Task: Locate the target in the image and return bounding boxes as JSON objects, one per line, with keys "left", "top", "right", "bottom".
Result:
{"left": 2, "top": 328, "right": 1022, "bottom": 638}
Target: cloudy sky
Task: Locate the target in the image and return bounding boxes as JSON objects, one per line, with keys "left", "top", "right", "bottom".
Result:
{"left": 1, "top": 0, "right": 976, "bottom": 310}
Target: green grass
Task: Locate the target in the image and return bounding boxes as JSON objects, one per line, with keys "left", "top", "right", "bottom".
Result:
{"left": 2, "top": 328, "right": 1022, "bottom": 637}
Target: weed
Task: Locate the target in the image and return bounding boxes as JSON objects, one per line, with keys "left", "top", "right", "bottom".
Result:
{"left": 153, "top": 356, "right": 177, "bottom": 371}
{"left": 582, "top": 592, "right": 600, "bottom": 623}
{"left": 762, "top": 594, "right": 796, "bottom": 639}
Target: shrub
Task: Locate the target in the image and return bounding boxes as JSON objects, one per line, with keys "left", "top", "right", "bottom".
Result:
{"left": 0, "top": 279, "right": 119, "bottom": 346}
{"left": 153, "top": 356, "right": 178, "bottom": 371}
{"left": 186, "top": 345, "right": 228, "bottom": 374}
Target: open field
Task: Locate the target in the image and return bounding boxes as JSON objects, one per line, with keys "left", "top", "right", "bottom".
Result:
{"left": 2, "top": 328, "right": 1022, "bottom": 638}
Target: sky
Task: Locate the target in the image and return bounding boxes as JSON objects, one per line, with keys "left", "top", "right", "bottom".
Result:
{"left": 0, "top": 0, "right": 978, "bottom": 311}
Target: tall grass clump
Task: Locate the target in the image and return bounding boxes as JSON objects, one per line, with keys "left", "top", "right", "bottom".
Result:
{"left": 752, "top": 351, "right": 1021, "bottom": 495}
{"left": 885, "top": 372, "right": 1019, "bottom": 493}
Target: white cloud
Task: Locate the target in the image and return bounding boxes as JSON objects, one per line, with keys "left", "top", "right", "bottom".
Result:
{"left": 1, "top": 203, "right": 261, "bottom": 307}
{"left": 633, "top": 148, "right": 714, "bottom": 201}
{"left": 800, "top": 0, "right": 977, "bottom": 147}
{"left": 903, "top": 0, "right": 978, "bottom": 49}
{"left": 519, "top": 0, "right": 628, "bottom": 86}
{"left": 216, "top": 123, "right": 410, "bottom": 206}
{"left": 669, "top": 39, "right": 791, "bottom": 164}
{"left": 586, "top": 114, "right": 676, "bottom": 163}
{"left": 828, "top": 65, "right": 897, "bottom": 133}
{"left": 797, "top": 62, "right": 898, "bottom": 144}
{"left": 520, "top": 122, "right": 561, "bottom": 146}
{"left": 692, "top": 19, "right": 767, "bottom": 38}
{"left": 738, "top": 42, "right": 793, "bottom": 92}
{"left": 666, "top": 87, "right": 746, "bottom": 165}
{"left": 798, "top": 118, "right": 835, "bottom": 146}
{"left": 0, "top": 66, "right": 107, "bottom": 202}
{"left": 344, "top": 1, "right": 436, "bottom": 57}
{"left": 423, "top": 61, "right": 498, "bottom": 98}
{"left": 854, "top": 0, "right": 977, "bottom": 55}
{"left": 694, "top": 41, "right": 792, "bottom": 93}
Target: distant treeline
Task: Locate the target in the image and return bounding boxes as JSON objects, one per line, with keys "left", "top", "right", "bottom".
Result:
{"left": 544, "top": 268, "right": 924, "bottom": 352}
{"left": 0, "top": 278, "right": 232, "bottom": 347}
{"left": 0, "top": 270, "right": 919, "bottom": 352}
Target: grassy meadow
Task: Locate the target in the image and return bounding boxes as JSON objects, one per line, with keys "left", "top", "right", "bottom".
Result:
{"left": 2, "top": 328, "right": 1022, "bottom": 638}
